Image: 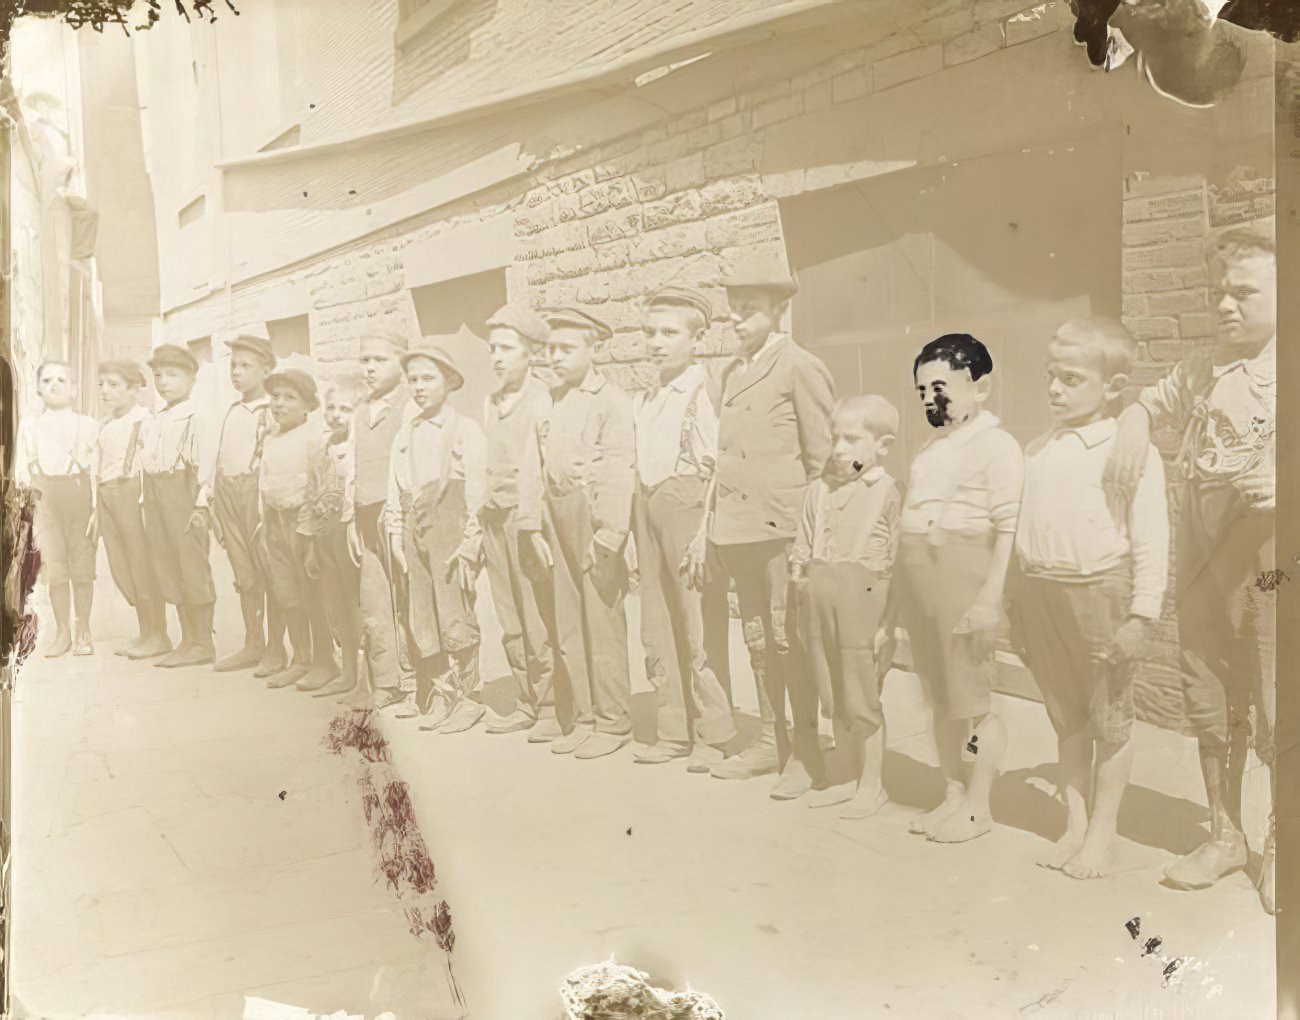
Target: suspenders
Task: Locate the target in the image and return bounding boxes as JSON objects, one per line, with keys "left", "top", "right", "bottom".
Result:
{"left": 676, "top": 379, "right": 709, "bottom": 480}
{"left": 121, "top": 418, "right": 143, "bottom": 478}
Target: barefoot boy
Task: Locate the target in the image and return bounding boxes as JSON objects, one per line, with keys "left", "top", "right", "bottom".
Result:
{"left": 1106, "top": 226, "right": 1277, "bottom": 912}
{"left": 631, "top": 285, "right": 737, "bottom": 768}
{"left": 792, "top": 395, "right": 902, "bottom": 819}
{"left": 96, "top": 359, "right": 169, "bottom": 658}
{"left": 518, "top": 307, "right": 636, "bottom": 760}
{"left": 258, "top": 368, "right": 334, "bottom": 690}
{"left": 887, "top": 333, "right": 1022, "bottom": 843}
{"left": 16, "top": 360, "right": 100, "bottom": 657}
{"left": 140, "top": 345, "right": 217, "bottom": 668}
{"left": 387, "top": 342, "right": 487, "bottom": 735}
{"left": 298, "top": 376, "right": 364, "bottom": 699}
{"left": 1013, "top": 318, "right": 1168, "bottom": 879}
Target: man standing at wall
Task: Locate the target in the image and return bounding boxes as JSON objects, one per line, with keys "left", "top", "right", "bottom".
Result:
{"left": 686, "top": 259, "right": 834, "bottom": 798}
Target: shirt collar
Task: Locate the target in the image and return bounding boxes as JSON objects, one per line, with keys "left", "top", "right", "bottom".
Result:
{"left": 657, "top": 363, "right": 703, "bottom": 396}
{"left": 1054, "top": 416, "right": 1116, "bottom": 450}
{"left": 233, "top": 393, "right": 270, "bottom": 411}
{"left": 937, "top": 409, "right": 1000, "bottom": 446}
{"left": 161, "top": 398, "right": 195, "bottom": 419}
{"left": 741, "top": 332, "right": 786, "bottom": 366}
{"left": 579, "top": 368, "right": 606, "bottom": 394}
{"left": 826, "top": 463, "right": 886, "bottom": 491}
{"left": 413, "top": 405, "right": 449, "bottom": 427}
{"left": 1212, "top": 336, "right": 1276, "bottom": 385}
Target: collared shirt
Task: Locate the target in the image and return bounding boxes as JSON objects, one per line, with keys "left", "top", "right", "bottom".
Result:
{"left": 739, "top": 331, "right": 786, "bottom": 368}
{"left": 633, "top": 363, "right": 717, "bottom": 488}
{"left": 519, "top": 367, "right": 635, "bottom": 549}
{"left": 384, "top": 406, "right": 487, "bottom": 543}
{"left": 354, "top": 383, "right": 416, "bottom": 507}
{"left": 791, "top": 466, "right": 901, "bottom": 572}
{"left": 15, "top": 407, "right": 99, "bottom": 483}
{"left": 1139, "top": 337, "right": 1275, "bottom": 489}
{"left": 299, "top": 437, "right": 355, "bottom": 533}
{"left": 97, "top": 404, "right": 150, "bottom": 483}
{"left": 259, "top": 421, "right": 324, "bottom": 511}
{"left": 138, "top": 399, "right": 214, "bottom": 479}
{"left": 1016, "top": 419, "right": 1169, "bottom": 620}
{"left": 215, "top": 395, "right": 272, "bottom": 478}
{"left": 482, "top": 375, "right": 551, "bottom": 512}
{"left": 900, "top": 410, "right": 1023, "bottom": 537}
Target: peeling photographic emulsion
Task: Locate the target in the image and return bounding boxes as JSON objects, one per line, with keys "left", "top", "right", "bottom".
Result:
{"left": 0, "top": 1, "right": 1295, "bottom": 1017}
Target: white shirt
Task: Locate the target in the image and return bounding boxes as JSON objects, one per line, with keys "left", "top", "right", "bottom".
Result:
{"left": 138, "top": 399, "right": 214, "bottom": 480}
{"left": 384, "top": 407, "right": 487, "bottom": 542}
{"left": 900, "top": 410, "right": 1023, "bottom": 537}
{"left": 1015, "top": 418, "right": 1169, "bottom": 620}
{"left": 633, "top": 364, "right": 717, "bottom": 488}
{"left": 259, "top": 422, "right": 323, "bottom": 511}
{"left": 16, "top": 407, "right": 99, "bottom": 483}
{"left": 216, "top": 395, "right": 271, "bottom": 478}
{"left": 97, "top": 404, "right": 150, "bottom": 483}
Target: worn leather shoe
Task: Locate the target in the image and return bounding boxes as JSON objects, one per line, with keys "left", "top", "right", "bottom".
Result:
{"left": 527, "top": 718, "right": 566, "bottom": 743}
{"left": 710, "top": 744, "right": 779, "bottom": 781}
{"left": 634, "top": 741, "right": 690, "bottom": 765}
{"left": 267, "top": 664, "right": 308, "bottom": 688}
{"left": 215, "top": 644, "right": 263, "bottom": 673}
{"left": 486, "top": 709, "right": 535, "bottom": 734}
{"left": 551, "top": 728, "right": 593, "bottom": 755}
{"left": 574, "top": 732, "right": 630, "bottom": 760}
{"left": 437, "top": 700, "right": 486, "bottom": 734}
{"left": 1163, "top": 834, "right": 1248, "bottom": 890}
{"left": 686, "top": 745, "right": 724, "bottom": 774}
{"left": 770, "top": 759, "right": 814, "bottom": 801}
{"left": 416, "top": 697, "right": 453, "bottom": 731}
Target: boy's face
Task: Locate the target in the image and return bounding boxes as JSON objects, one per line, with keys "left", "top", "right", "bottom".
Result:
{"left": 726, "top": 288, "right": 784, "bottom": 356}
{"left": 406, "top": 357, "right": 449, "bottom": 412}
{"left": 229, "top": 351, "right": 271, "bottom": 396}
{"left": 914, "top": 359, "right": 984, "bottom": 429}
{"left": 359, "top": 341, "right": 404, "bottom": 396}
{"left": 830, "top": 408, "right": 888, "bottom": 476}
{"left": 548, "top": 327, "right": 594, "bottom": 388}
{"left": 270, "top": 385, "right": 310, "bottom": 428}
{"left": 153, "top": 365, "right": 194, "bottom": 405}
{"left": 488, "top": 327, "right": 532, "bottom": 389}
{"left": 98, "top": 373, "right": 138, "bottom": 414}
{"left": 37, "top": 364, "right": 72, "bottom": 408}
{"left": 1211, "top": 252, "right": 1276, "bottom": 353}
{"left": 643, "top": 305, "right": 699, "bottom": 380}
{"left": 1045, "top": 342, "right": 1116, "bottom": 427}
{"left": 323, "top": 391, "right": 355, "bottom": 435}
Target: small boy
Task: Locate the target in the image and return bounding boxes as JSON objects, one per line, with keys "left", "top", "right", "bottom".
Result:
{"left": 791, "top": 395, "right": 902, "bottom": 819}
{"left": 139, "top": 344, "right": 217, "bottom": 668}
{"left": 881, "top": 333, "right": 1023, "bottom": 843}
{"left": 299, "top": 376, "right": 365, "bottom": 698}
{"left": 386, "top": 342, "right": 487, "bottom": 734}
{"left": 95, "top": 359, "right": 169, "bottom": 658}
{"left": 257, "top": 368, "right": 335, "bottom": 690}
{"left": 518, "top": 307, "right": 636, "bottom": 760}
{"left": 478, "top": 303, "right": 561, "bottom": 738}
{"left": 1106, "top": 226, "right": 1277, "bottom": 912}
{"left": 1013, "top": 318, "right": 1168, "bottom": 879}
{"left": 631, "top": 286, "right": 737, "bottom": 768}
{"left": 15, "top": 360, "right": 100, "bottom": 657}
{"left": 205, "top": 334, "right": 284, "bottom": 675}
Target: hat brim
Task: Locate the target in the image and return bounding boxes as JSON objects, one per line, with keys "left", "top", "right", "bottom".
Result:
{"left": 223, "top": 338, "right": 276, "bottom": 364}
{"left": 400, "top": 352, "right": 464, "bottom": 391}
{"left": 265, "top": 374, "right": 321, "bottom": 410}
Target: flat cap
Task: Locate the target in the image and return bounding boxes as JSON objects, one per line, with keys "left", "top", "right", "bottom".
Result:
{"left": 147, "top": 344, "right": 199, "bottom": 375}
{"left": 486, "top": 304, "right": 549, "bottom": 345}
{"left": 97, "top": 358, "right": 147, "bottom": 388}
{"left": 400, "top": 340, "right": 464, "bottom": 392}
{"left": 264, "top": 368, "right": 321, "bottom": 411}
{"left": 358, "top": 328, "right": 411, "bottom": 354}
{"left": 223, "top": 333, "right": 276, "bottom": 366}
{"left": 542, "top": 306, "right": 613, "bottom": 342}
{"left": 720, "top": 257, "right": 798, "bottom": 298}
{"left": 644, "top": 284, "right": 714, "bottom": 325}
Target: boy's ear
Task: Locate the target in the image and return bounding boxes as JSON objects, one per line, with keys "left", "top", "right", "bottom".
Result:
{"left": 973, "top": 373, "right": 992, "bottom": 402}
{"left": 1105, "top": 371, "right": 1129, "bottom": 401}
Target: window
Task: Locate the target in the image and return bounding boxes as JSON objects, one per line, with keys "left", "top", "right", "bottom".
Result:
{"left": 395, "top": 0, "right": 460, "bottom": 50}
{"left": 267, "top": 314, "right": 310, "bottom": 358}
{"left": 408, "top": 268, "right": 507, "bottom": 421}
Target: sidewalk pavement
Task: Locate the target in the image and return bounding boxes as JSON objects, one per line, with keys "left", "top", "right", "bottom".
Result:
{"left": 383, "top": 590, "right": 1276, "bottom": 1020}
{"left": 9, "top": 569, "right": 460, "bottom": 1019}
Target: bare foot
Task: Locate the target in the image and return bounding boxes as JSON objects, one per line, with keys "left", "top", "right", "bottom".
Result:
{"left": 908, "top": 782, "right": 965, "bottom": 836}
{"left": 929, "top": 806, "right": 992, "bottom": 844}
{"left": 840, "top": 787, "right": 889, "bottom": 820}
{"left": 1036, "top": 832, "right": 1085, "bottom": 870}
{"left": 1062, "top": 833, "right": 1113, "bottom": 880}
{"left": 807, "top": 783, "right": 856, "bottom": 809}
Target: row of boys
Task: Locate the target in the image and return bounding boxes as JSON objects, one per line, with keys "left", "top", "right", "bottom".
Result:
{"left": 17, "top": 229, "right": 1275, "bottom": 913}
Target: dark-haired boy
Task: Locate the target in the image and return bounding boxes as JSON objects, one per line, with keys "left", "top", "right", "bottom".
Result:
{"left": 881, "top": 333, "right": 1022, "bottom": 843}
{"left": 1106, "top": 226, "right": 1277, "bottom": 912}
{"left": 95, "top": 359, "right": 169, "bottom": 658}
{"left": 16, "top": 360, "right": 100, "bottom": 657}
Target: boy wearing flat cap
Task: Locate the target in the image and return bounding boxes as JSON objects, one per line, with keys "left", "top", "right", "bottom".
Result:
{"left": 518, "top": 306, "right": 636, "bottom": 760}
{"left": 95, "top": 359, "right": 169, "bottom": 658}
{"left": 139, "top": 343, "right": 218, "bottom": 668}
{"left": 478, "top": 303, "right": 562, "bottom": 737}
{"left": 631, "top": 285, "right": 737, "bottom": 768}
{"left": 386, "top": 341, "right": 487, "bottom": 734}
{"left": 205, "top": 333, "right": 285, "bottom": 676}
{"left": 258, "top": 369, "right": 335, "bottom": 690}
{"left": 683, "top": 256, "right": 835, "bottom": 798}
{"left": 353, "top": 328, "right": 417, "bottom": 709}
{"left": 15, "top": 360, "right": 100, "bottom": 657}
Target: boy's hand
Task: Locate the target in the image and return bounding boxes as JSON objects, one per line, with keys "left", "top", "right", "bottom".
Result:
{"left": 345, "top": 521, "right": 362, "bottom": 567}
{"left": 390, "top": 535, "right": 408, "bottom": 576}
{"left": 873, "top": 625, "right": 898, "bottom": 682}
{"left": 789, "top": 562, "right": 807, "bottom": 587}
{"left": 445, "top": 549, "right": 478, "bottom": 596}
{"left": 186, "top": 507, "right": 209, "bottom": 535}
{"left": 1098, "top": 616, "right": 1147, "bottom": 667}
{"left": 680, "top": 530, "right": 708, "bottom": 592}
{"left": 953, "top": 600, "right": 1000, "bottom": 663}
{"left": 1238, "top": 475, "right": 1275, "bottom": 511}
{"left": 529, "top": 531, "right": 554, "bottom": 571}
{"left": 1102, "top": 403, "right": 1150, "bottom": 525}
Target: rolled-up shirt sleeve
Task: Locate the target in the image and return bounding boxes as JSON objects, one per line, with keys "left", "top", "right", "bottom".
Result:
{"left": 1128, "top": 444, "right": 1170, "bottom": 620}
{"left": 1137, "top": 356, "right": 1198, "bottom": 434}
